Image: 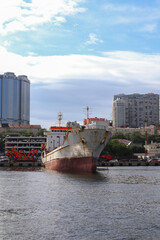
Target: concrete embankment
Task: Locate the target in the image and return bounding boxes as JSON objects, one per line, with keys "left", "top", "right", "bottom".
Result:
{"left": 0, "top": 161, "right": 44, "bottom": 169}
{"left": 1, "top": 160, "right": 160, "bottom": 169}
{"left": 98, "top": 161, "right": 160, "bottom": 167}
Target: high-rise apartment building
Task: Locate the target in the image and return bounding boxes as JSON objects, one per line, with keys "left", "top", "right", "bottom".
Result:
{"left": 112, "top": 93, "right": 159, "bottom": 128}
{"left": 0, "top": 72, "right": 30, "bottom": 125}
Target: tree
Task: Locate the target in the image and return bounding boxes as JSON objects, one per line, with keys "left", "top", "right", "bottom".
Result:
{"left": 129, "top": 132, "right": 145, "bottom": 145}
{"left": 36, "top": 129, "right": 44, "bottom": 136}
{"left": 111, "top": 131, "right": 145, "bottom": 145}
{"left": 0, "top": 138, "right": 5, "bottom": 153}
{"left": 102, "top": 139, "right": 133, "bottom": 157}
{"left": 147, "top": 134, "right": 160, "bottom": 143}
{"left": 131, "top": 145, "right": 145, "bottom": 153}
{"left": 111, "top": 132, "right": 126, "bottom": 139}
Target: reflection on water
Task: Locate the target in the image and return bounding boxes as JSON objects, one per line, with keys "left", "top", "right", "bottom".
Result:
{"left": 59, "top": 170, "right": 110, "bottom": 183}
{"left": 0, "top": 167, "right": 160, "bottom": 240}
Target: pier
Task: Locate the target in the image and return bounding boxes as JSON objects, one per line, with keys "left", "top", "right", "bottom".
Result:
{"left": 0, "top": 161, "right": 44, "bottom": 169}
{"left": 1, "top": 160, "right": 160, "bottom": 169}
{"left": 98, "top": 161, "right": 160, "bottom": 167}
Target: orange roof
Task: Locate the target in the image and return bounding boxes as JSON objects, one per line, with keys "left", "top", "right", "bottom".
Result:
{"left": 49, "top": 126, "right": 72, "bottom": 130}
{"left": 83, "top": 118, "right": 105, "bottom": 125}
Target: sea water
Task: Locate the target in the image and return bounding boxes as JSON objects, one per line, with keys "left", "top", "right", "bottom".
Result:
{"left": 0, "top": 167, "right": 160, "bottom": 240}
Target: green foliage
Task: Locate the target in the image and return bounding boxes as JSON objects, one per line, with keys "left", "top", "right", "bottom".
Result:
{"left": 129, "top": 132, "right": 145, "bottom": 145}
{"left": 102, "top": 139, "right": 133, "bottom": 157}
{"left": 0, "top": 132, "right": 5, "bottom": 138}
{"left": 4, "top": 128, "right": 44, "bottom": 137}
{"left": 0, "top": 138, "right": 5, "bottom": 153}
{"left": 5, "top": 129, "right": 35, "bottom": 137}
{"left": 36, "top": 129, "right": 44, "bottom": 136}
{"left": 111, "top": 131, "right": 160, "bottom": 145}
{"left": 111, "top": 131, "right": 145, "bottom": 145}
{"left": 147, "top": 134, "right": 160, "bottom": 143}
{"left": 131, "top": 145, "right": 145, "bottom": 153}
{"left": 111, "top": 132, "right": 126, "bottom": 139}
{"left": 124, "top": 132, "right": 132, "bottom": 140}
{"left": 101, "top": 130, "right": 160, "bottom": 158}
{"left": 0, "top": 132, "right": 5, "bottom": 153}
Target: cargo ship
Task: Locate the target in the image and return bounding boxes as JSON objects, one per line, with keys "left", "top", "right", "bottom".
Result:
{"left": 41, "top": 114, "right": 111, "bottom": 173}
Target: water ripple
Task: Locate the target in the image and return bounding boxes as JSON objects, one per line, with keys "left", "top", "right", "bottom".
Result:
{"left": 0, "top": 167, "right": 160, "bottom": 239}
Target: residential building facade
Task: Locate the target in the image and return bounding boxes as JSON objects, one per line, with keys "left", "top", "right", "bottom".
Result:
{"left": 0, "top": 72, "right": 30, "bottom": 125}
{"left": 112, "top": 93, "right": 159, "bottom": 128}
{"left": 109, "top": 125, "right": 156, "bottom": 135}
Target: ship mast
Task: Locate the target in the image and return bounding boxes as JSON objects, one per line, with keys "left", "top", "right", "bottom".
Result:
{"left": 58, "top": 112, "right": 63, "bottom": 127}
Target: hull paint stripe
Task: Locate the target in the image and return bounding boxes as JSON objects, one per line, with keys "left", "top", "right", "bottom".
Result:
{"left": 44, "top": 156, "right": 96, "bottom": 173}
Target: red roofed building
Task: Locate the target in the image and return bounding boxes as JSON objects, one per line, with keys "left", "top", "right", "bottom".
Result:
{"left": 83, "top": 118, "right": 105, "bottom": 125}
{"left": 117, "top": 139, "right": 134, "bottom": 146}
{"left": 49, "top": 126, "right": 72, "bottom": 130}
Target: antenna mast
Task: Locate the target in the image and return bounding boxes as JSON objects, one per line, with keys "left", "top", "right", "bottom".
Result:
{"left": 86, "top": 106, "right": 89, "bottom": 127}
{"left": 58, "top": 112, "right": 63, "bottom": 127}
{"left": 144, "top": 120, "right": 148, "bottom": 157}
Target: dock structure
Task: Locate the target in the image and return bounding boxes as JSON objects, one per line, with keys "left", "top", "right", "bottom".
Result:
{"left": 1, "top": 159, "right": 160, "bottom": 169}
{"left": 98, "top": 161, "right": 160, "bottom": 167}
{"left": 5, "top": 135, "right": 46, "bottom": 160}
{"left": 0, "top": 161, "right": 44, "bottom": 169}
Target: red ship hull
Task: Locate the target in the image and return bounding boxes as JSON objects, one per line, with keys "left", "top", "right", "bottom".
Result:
{"left": 44, "top": 156, "right": 96, "bottom": 173}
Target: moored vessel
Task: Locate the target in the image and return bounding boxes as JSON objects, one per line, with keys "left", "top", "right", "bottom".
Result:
{"left": 41, "top": 112, "right": 111, "bottom": 173}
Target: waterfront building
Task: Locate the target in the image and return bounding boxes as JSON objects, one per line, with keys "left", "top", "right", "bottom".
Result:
{"left": 110, "top": 125, "right": 156, "bottom": 135}
{"left": 145, "top": 141, "right": 160, "bottom": 158}
{"left": 0, "top": 72, "right": 30, "bottom": 125}
{"left": 112, "top": 93, "right": 159, "bottom": 128}
{"left": 5, "top": 135, "right": 46, "bottom": 160}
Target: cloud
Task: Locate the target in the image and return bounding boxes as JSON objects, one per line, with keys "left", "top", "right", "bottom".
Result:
{"left": 28, "top": 51, "right": 37, "bottom": 56}
{"left": 103, "top": 4, "right": 132, "bottom": 12}
{"left": 85, "top": 33, "right": 103, "bottom": 45}
{"left": 0, "top": 0, "right": 85, "bottom": 35}
{"left": 1, "top": 45, "right": 159, "bottom": 128}
{"left": 139, "top": 23, "right": 157, "bottom": 33}
{"left": 103, "top": 2, "right": 160, "bottom": 27}
{"left": 1, "top": 46, "right": 160, "bottom": 88}
{"left": 3, "top": 41, "right": 11, "bottom": 47}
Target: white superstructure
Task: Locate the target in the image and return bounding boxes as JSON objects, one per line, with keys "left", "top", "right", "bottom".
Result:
{"left": 45, "top": 126, "right": 72, "bottom": 152}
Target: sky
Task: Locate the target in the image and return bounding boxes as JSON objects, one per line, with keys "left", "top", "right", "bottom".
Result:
{"left": 0, "top": 0, "right": 160, "bottom": 128}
